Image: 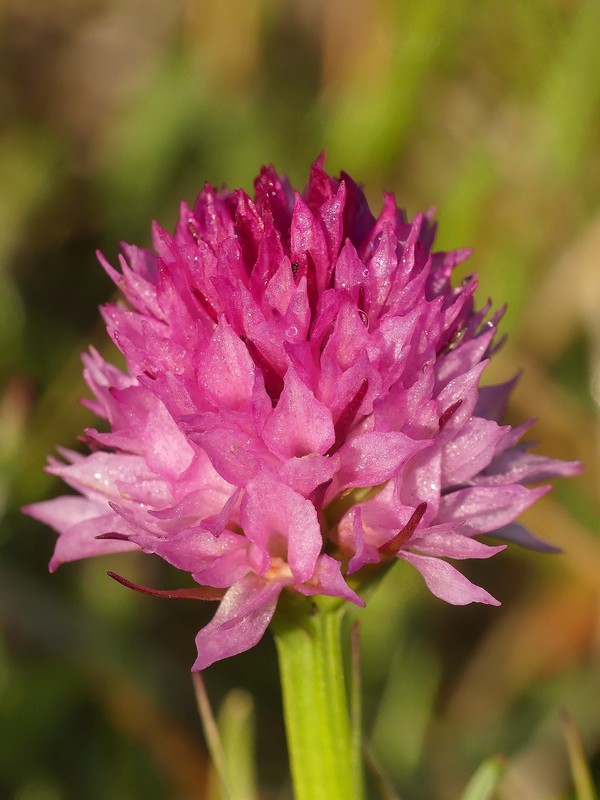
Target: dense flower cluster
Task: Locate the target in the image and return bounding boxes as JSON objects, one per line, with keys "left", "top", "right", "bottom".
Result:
{"left": 25, "top": 157, "right": 578, "bottom": 669}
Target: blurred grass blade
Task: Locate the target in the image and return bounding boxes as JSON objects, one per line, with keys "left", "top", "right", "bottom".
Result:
{"left": 192, "top": 673, "right": 234, "bottom": 800}
{"left": 364, "top": 743, "right": 403, "bottom": 800}
{"left": 217, "top": 689, "right": 259, "bottom": 800}
{"left": 350, "top": 620, "right": 364, "bottom": 797}
{"left": 370, "top": 639, "right": 439, "bottom": 780}
{"left": 562, "top": 710, "right": 598, "bottom": 800}
{"left": 459, "top": 755, "right": 505, "bottom": 800}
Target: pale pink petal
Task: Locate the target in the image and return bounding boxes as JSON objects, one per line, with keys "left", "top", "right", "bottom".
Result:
{"left": 149, "top": 486, "right": 239, "bottom": 534}
{"left": 129, "top": 527, "right": 250, "bottom": 583}
{"left": 399, "top": 552, "right": 500, "bottom": 606}
{"left": 47, "top": 451, "right": 172, "bottom": 507}
{"left": 408, "top": 531, "right": 506, "bottom": 559}
{"left": 24, "top": 495, "right": 104, "bottom": 532}
{"left": 434, "top": 361, "right": 488, "bottom": 427}
{"left": 24, "top": 496, "right": 137, "bottom": 570}
{"left": 191, "top": 416, "right": 277, "bottom": 486}
{"left": 51, "top": 514, "right": 138, "bottom": 570}
{"left": 93, "top": 387, "right": 195, "bottom": 478}
{"left": 441, "top": 418, "right": 508, "bottom": 485}
{"left": 192, "top": 575, "right": 283, "bottom": 670}
{"left": 437, "top": 484, "right": 550, "bottom": 535}
{"left": 471, "top": 449, "right": 582, "bottom": 486}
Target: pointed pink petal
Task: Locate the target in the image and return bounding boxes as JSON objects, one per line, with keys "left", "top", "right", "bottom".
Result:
{"left": 242, "top": 471, "right": 323, "bottom": 582}
{"left": 50, "top": 509, "right": 137, "bottom": 571}
{"left": 98, "top": 386, "right": 195, "bottom": 478}
{"left": 333, "top": 432, "right": 427, "bottom": 494}
{"left": 399, "top": 552, "right": 500, "bottom": 605}
{"left": 290, "top": 192, "right": 329, "bottom": 293}
{"left": 318, "top": 180, "right": 346, "bottom": 264}
{"left": 471, "top": 448, "right": 582, "bottom": 486}
{"left": 279, "top": 453, "right": 339, "bottom": 497}
{"left": 340, "top": 506, "right": 381, "bottom": 574}
{"left": 408, "top": 530, "right": 506, "bottom": 559}
{"left": 191, "top": 413, "right": 277, "bottom": 486}
{"left": 434, "top": 361, "right": 488, "bottom": 427}
{"left": 364, "top": 223, "right": 398, "bottom": 319}
{"left": 436, "top": 484, "right": 550, "bottom": 535}
{"left": 47, "top": 451, "right": 172, "bottom": 507}
{"left": 24, "top": 496, "right": 138, "bottom": 570}
{"left": 321, "top": 300, "right": 370, "bottom": 372}
{"left": 441, "top": 418, "right": 508, "bottom": 485}
{"left": 435, "top": 327, "right": 495, "bottom": 386}
{"left": 297, "top": 554, "right": 365, "bottom": 606}
{"left": 474, "top": 376, "right": 520, "bottom": 420}
{"left": 24, "top": 495, "right": 104, "bottom": 531}
{"left": 262, "top": 366, "right": 335, "bottom": 458}
{"left": 149, "top": 485, "right": 238, "bottom": 532}
{"left": 197, "top": 316, "right": 255, "bottom": 409}
{"left": 192, "top": 575, "right": 283, "bottom": 670}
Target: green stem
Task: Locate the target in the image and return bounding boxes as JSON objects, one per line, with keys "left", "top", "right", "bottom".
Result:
{"left": 271, "top": 598, "right": 364, "bottom": 800}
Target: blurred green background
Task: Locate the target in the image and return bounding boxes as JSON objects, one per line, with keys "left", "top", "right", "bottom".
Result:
{"left": 1, "top": 0, "right": 599, "bottom": 798}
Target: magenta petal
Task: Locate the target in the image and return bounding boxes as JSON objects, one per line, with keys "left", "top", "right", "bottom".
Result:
{"left": 192, "top": 575, "right": 283, "bottom": 670}
{"left": 279, "top": 453, "right": 339, "bottom": 497}
{"left": 290, "top": 192, "right": 329, "bottom": 293}
{"left": 262, "top": 366, "right": 335, "bottom": 458}
{"left": 24, "top": 496, "right": 137, "bottom": 570}
{"left": 441, "top": 417, "right": 508, "bottom": 485}
{"left": 192, "top": 418, "right": 276, "bottom": 486}
{"left": 98, "top": 387, "right": 195, "bottom": 478}
{"left": 408, "top": 530, "right": 506, "bottom": 559}
{"left": 471, "top": 449, "right": 581, "bottom": 486}
{"left": 434, "top": 361, "right": 487, "bottom": 426}
{"left": 475, "top": 376, "right": 520, "bottom": 421}
{"left": 131, "top": 527, "right": 252, "bottom": 587}
{"left": 399, "top": 552, "right": 500, "bottom": 605}
{"left": 333, "top": 432, "right": 427, "bottom": 494}
{"left": 24, "top": 495, "right": 103, "bottom": 532}
{"left": 197, "top": 316, "right": 255, "bottom": 409}
{"left": 241, "top": 471, "right": 322, "bottom": 582}
{"left": 336, "top": 506, "right": 381, "bottom": 574}
{"left": 139, "top": 393, "right": 195, "bottom": 477}
{"left": 437, "top": 484, "right": 550, "bottom": 535}
{"left": 47, "top": 451, "right": 172, "bottom": 507}
{"left": 296, "top": 554, "right": 365, "bottom": 606}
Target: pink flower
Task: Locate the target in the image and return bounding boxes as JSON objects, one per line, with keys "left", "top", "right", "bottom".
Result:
{"left": 24, "top": 156, "right": 579, "bottom": 670}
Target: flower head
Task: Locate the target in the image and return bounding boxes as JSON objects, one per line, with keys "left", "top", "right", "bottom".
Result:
{"left": 25, "top": 156, "right": 579, "bottom": 670}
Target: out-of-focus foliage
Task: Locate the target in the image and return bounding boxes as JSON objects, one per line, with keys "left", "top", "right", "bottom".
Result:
{"left": 1, "top": 1, "right": 598, "bottom": 798}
